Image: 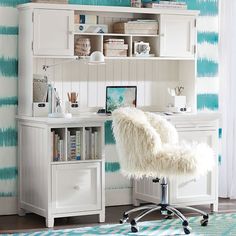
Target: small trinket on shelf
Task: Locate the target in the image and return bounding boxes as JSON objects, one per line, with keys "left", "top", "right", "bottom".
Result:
{"left": 131, "top": 0, "right": 142, "bottom": 8}
{"left": 74, "top": 38, "right": 91, "bottom": 56}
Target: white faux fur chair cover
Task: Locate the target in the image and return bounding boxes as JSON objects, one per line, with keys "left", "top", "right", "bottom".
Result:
{"left": 112, "top": 107, "right": 214, "bottom": 179}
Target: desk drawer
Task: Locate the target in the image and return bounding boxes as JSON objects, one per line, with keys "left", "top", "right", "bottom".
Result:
{"left": 52, "top": 162, "right": 101, "bottom": 214}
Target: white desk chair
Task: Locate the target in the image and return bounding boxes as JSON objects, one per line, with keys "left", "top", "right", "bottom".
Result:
{"left": 112, "top": 107, "right": 214, "bottom": 235}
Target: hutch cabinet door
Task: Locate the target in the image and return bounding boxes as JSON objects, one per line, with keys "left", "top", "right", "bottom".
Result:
{"left": 170, "top": 130, "right": 218, "bottom": 205}
{"left": 52, "top": 162, "right": 102, "bottom": 214}
{"left": 33, "top": 9, "right": 74, "bottom": 56}
{"left": 159, "top": 15, "right": 196, "bottom": 58}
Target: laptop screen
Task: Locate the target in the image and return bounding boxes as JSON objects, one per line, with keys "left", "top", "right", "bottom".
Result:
{"left": 106, "top": 86, "right": 137, "bottom": 113}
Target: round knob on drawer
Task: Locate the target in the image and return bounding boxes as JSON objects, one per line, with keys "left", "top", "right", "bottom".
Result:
{"left": 73, "top": 185, "right": 80, "bottom": 191}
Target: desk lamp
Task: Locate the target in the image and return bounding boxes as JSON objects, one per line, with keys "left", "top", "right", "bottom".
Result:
{"left": 42, "top": 51, "right": 105, "bottom": 118}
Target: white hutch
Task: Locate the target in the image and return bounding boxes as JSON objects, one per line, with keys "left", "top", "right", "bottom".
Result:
{"left": 17, "top": 3, "right": 219, "bottom": 227}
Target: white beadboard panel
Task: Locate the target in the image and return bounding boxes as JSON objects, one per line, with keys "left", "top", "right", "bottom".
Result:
{"left": 198, "top": 42, "right": 218, "bottom": 63}
{"left": 0, "top": 77, "right": 17, "bottom": 97}
{"left": 97, "top": 63, "right": 106, "bottom": 106}
{"left": 197, "top": 16, "right": 218, "bottom": 33}
{"left": 0, "top": 7, "right": 18, "bottom": 26}
{"left": 113, "top": 59, "right": 122, "bottom": 86}
{"left": 88, "top": 64, "right": 98, "bottom": 107}
{"left": 121, "top": 60, "right": 129, "bottom": 85}
{"left": 78, "top": 61, "right": 89, "bottom": 109}
{"left": 0, "top": 197, "right": 17, "bottom": 215}
{"left": 105, "top": 172, "right": 132, "bottom": 190}
{"left": 129, "top": 60, "right": 137, "bottom": 85}
{"left": 136, "top": 60, "right": 145, "bottom": 107}
{"left": 0, "top": 107, "right": 17, "bottom": 127}
{"left": 0, "top": 147, "right": 17, "bottom": 167}
{"left": 33, "top": 58, "right": 194, "bottom": 111}
{"left": 0, "top": 36, "right": 18, "bottom": 58}
{"left": 144, "top": 60, "right": 153, "bottom": 106}
{"left": 105, "top": 60, "right": 114, "bottom": 87}
{"left": 197, "top": 77, "right": 219, "bottom": 94}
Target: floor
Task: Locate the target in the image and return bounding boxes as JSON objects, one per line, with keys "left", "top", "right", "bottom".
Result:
{"left": 0, "top": 198, "right": 236, "bottom": 234}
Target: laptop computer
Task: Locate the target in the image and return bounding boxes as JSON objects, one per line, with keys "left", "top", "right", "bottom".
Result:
{"left": 105, "top": 86, "right": 137, "bottom": 114}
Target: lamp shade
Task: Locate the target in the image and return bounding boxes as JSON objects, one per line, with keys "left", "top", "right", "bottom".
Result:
{"left": 89, "top": 51, "right": 105, "bottom": 64}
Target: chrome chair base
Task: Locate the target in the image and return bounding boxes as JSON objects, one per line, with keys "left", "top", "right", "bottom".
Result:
{"left": 120, "top": 178, "right": 209, "bottom": 235}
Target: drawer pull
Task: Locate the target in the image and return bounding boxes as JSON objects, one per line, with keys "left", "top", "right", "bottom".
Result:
{"left": 178, "top": 178, "right": 197, "bottom": 188}
{"left": 73, "top": 185, "right": 80, "bottom": 191}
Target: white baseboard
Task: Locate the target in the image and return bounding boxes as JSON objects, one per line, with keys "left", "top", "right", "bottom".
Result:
{"left": 0, "top": 197, "right": 17, "bottom": 215}
{"left": 0, "top": 190, "right": 132, "bottom": 214}
{"left": 106, "top": 188, "right": 132, "bottom": 206}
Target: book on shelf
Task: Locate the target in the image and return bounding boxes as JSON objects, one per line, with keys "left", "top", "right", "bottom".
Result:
{"left": 94, "top": 131, "right": 99, "bottom": 159}
{"left": 105, "top": 39, "right": 125, "bottom": 44}
{"left": 144, "top": 1, "right": 187, "bottom": 9}
{"left": 76, "top": 130, "right": 81, "bottom": 160}
{"left": 67, "top": 130, "right": 81, "bottom": 161}
{"left": 51, "top": 131, "right": 64, "bottom": 162}
{"left": 85, "top": 128, "right": 99, "bottom": 160}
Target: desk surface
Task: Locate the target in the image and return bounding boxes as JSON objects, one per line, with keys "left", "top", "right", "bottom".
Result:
{"left": 16, "top": 111, "right": 221, "bottom": 125}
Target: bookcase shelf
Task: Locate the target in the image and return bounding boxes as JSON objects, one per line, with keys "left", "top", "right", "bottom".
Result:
{"left": 51, "top": 126, "right": 103, "bottom": 162}
{"left": 18, "top": 118, "right": 105, "bottom": 227}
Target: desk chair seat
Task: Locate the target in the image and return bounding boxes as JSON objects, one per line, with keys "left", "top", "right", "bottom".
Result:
{"left": 112, "top": 107, "right": 214, "bottom": 235}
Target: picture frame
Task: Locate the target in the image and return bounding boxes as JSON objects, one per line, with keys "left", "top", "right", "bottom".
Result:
{"left": 133, "top": 41, "right": 150, "bottom": 56}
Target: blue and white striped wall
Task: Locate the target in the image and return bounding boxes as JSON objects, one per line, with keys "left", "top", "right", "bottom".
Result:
{"left": 0, "top": 0, "right": 219, "bottom": 213}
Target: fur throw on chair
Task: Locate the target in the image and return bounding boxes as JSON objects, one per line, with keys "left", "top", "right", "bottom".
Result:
{"left": 112, "top": 107, "right": 214, "bottom": 179}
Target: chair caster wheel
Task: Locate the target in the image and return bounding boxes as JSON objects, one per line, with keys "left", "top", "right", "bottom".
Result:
{"left": 119, "top": 218, "right": 128, "bottom": 224}
{"left": 131, "top": 225, "right": 139, "bottom": 233}
{"left": 200, "top": 218, "right": 208, "bottom": 226}
{"left": 120, "top": 213, "right": 129, "bottom": 224}
{"left": 130, "top": 219, "right": 138, "bottom": 232}
{"left": 164, "top": 210, "right": 174, "bottom": 219}
{"left": 183, "top": 226, "right": 191, "bottom": 234}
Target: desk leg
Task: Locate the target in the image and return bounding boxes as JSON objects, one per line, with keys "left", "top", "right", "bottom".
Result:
{"left": 99, "top": 212, "right": 105, "bottom": 223}
{"left": 46, "top": 217, "right": 54, "bottom": 228}
{"left": 210, "top": 202, "right": 218, "bottom": 212}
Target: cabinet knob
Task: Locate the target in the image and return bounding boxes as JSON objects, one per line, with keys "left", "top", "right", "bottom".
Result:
{"left": 73, "top": 185, "right": 80, "bottom": 191}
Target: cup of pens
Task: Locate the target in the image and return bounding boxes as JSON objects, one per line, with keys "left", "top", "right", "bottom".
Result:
{"left": 66, "top": 92, "right": 80, "bottom": 115}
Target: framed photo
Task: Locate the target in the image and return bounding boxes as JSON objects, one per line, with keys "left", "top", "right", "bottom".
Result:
{"left": 105, "top": 86, "right": 137, "bottom": 113}
{"left": 133, "top": 41, "right": 150, "bottom": 56}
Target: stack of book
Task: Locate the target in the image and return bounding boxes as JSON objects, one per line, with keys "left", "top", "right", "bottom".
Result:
{"left": 67, "top": 130, "right": 81, "bottom": 161}
{"left": 144, "top": 1, "right": 187, "bottom": 9}
{"left": 104, "top": 39, "right": 128, "bottom": 57}
{"left": 85, "top": 128, "right": 99, "bottom": 160}
{"left": 51, "top": 131, "right": 65, "bottom": 162}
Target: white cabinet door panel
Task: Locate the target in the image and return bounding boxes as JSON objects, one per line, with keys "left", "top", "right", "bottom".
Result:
{"left": 52, "top": 163, "right": 101, "bottom": 214}
{"left": 33, "top": 9, "right": 74, "bottom": 56}
{"left": 159, "top": 15, "right": 195, "bottom": 58}
{"left": 170, "top": 130, "right": 218, "bottom": 205}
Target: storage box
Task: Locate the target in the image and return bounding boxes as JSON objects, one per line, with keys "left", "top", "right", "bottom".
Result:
{"left": 104, "top": 49, "right": 127, "bottom": 57}
{"left": 65, "top": 102, "right": 80, "bottom": 115}
{"left": 113, "top": 21, "right": 158, "bottom": 35}
{"left": 104, "top": 43, "right": 128, "bottom": 50}
{"left": 74, "top": 24, "right": 108, "bottom": 33}
{"left": 168, "top": 96, "right": 186, "bottom": 109}
{"left": 33, "top": 102, "right": 49, "bottom": 117}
